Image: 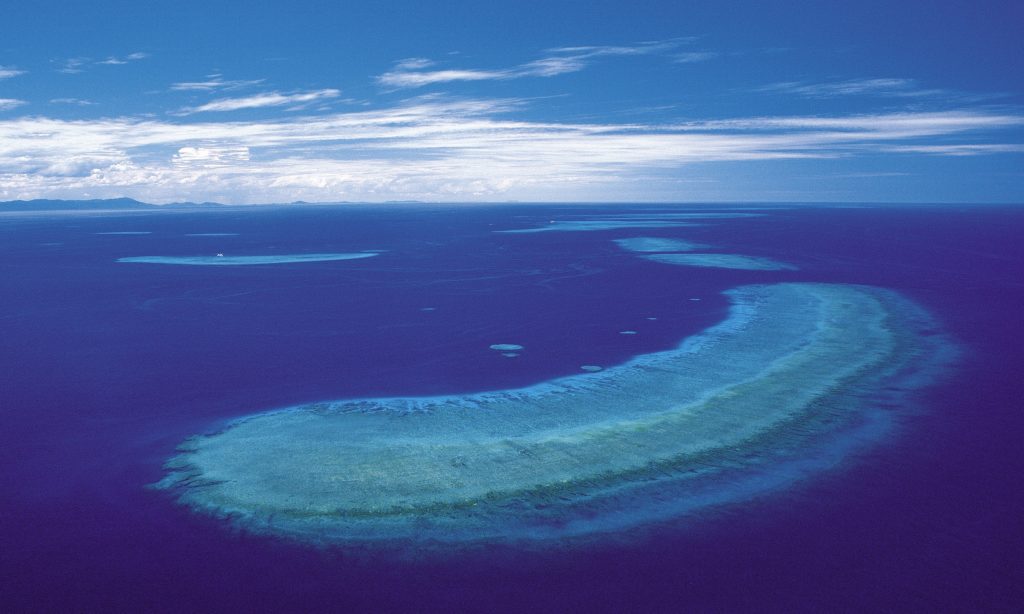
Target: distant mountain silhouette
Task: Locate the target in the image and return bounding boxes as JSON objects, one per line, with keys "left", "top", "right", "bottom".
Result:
{"left": 0, "top": 198, "right": 155, "bottom": 211}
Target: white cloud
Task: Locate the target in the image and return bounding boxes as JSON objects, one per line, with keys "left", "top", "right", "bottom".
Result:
{"left": 50, "top": 98, "right": 96, "bottom": 106}
{"left": 98, "top": 52, "right": 149, "bottom": 65}
{"left": 678, "top": 112, "right": 1023, "bottom": 133}
{"left": 0, "top": 100, "right": 1019, "bottom": 203}
{"left": 57, "top": 58, "right": 88, "bottom": 74}
{"left": 545, "top": 39, "right": 695, "bottom": 56}
{"left": 378, "top": 69, "right": 509, "bottom": 88}
{"left": 755, "top": 78, "right": 957, "bottom": 99}
{"left": 393, "top": 58, "right": 435, "bottom": 71}
{"left": 0, "top": 99, "right": 26, "bottom": 111}
{"left": 376, "top": 58, "right": 586, "bottom": 88}
{"left": 883, "top": 143, "right": 1024, "bottom": 156}
{"left": 170, "top": 75, "right": 266, "bottom": 91}
{"left": 180, "top": 89, "right": 341, "bottom": 113}
{"left": 173, "top": 146, "right": 251, "bottom": 166}
{"left": 517, "top": 56, "right": 587, "bottom": 77}
{"left": 833, "top": 171, "right": 912, "bottom": 178}
{"left": 0, "top": 66, "right": 26, "bottom": 80}
{"left": 57, "top": 53, "right": 148, "bottom": 73}
{"left": 377, "top": 39, "right": 689, "bottom": 89}
{"left": 673, "top": 52, "right": 719, "bottom": 64}
{"left": 40, "top": 155, "right": 125, "bottom": 177}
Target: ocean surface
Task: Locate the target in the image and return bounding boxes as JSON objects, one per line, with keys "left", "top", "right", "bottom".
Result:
{"left": 1, "top": 203, "right": 1022, "bottom": 612}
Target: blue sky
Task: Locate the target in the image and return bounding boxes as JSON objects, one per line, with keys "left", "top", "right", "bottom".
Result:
{"left": 1, "top": 0, "right": 1022, "bottom": 203}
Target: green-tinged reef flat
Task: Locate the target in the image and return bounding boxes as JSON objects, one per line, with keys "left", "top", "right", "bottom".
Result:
{"left": 614, "top": 237, "right": 711, "bottom": 252}
{"left": 118, "top": 252, "right": 379, "bottom": 266}
{"left": 644, "top": 253, "right": 797, "bottom": 271}
{"left": 155, "top": 283, "right": 948, "bottom": 547}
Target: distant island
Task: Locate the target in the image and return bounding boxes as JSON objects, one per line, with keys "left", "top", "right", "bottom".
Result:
{"left": 0, "top": 198, "right": 232, "bottom": 211}
{"left": 0, "top": 198, "right": 380, "bottom": 211}
{"left": 0, "top": 197, "right": 154, "bottom": 211}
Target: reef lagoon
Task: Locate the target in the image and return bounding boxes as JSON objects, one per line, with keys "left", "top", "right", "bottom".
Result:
{"left": 2, "top": 203, "right": 1023, "bottom": 611}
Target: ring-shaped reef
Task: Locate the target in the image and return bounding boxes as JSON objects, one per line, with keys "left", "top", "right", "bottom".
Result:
{"left": 155, "top": 283, "right": 948, "bottom": 547}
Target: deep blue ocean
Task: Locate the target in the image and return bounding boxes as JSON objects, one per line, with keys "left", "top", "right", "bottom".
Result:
{"left": 1, "top": 204, "right": 1022, "bottom": 612}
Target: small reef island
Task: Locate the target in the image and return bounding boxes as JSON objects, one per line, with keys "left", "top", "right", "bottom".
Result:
{"left": 155, "top": 281, "right": 945, "bottom": 547}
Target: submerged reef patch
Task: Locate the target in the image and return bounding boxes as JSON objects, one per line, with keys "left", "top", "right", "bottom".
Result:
{"left": 644, "top": 253, "right": 797, "bottom": 271}
{"left": 496, "top": 220, "right": 699, "bottom": 233}
{"left": 155, "top": 283, "right": 946, "bottom": 547}
{"left": 597, "top": 212, "right": 763, "bottom": 220}
{"left": 497, "top": 213, "right": 762, "bottom": 234}
{"left": 118, "top": 252, "right": 379, "bottom": 266}
{"left": 614, "top": 235, "right": 795, "bottom": 271}
{"left": 613, "top": 237, "right": 710, "bottom": 253}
